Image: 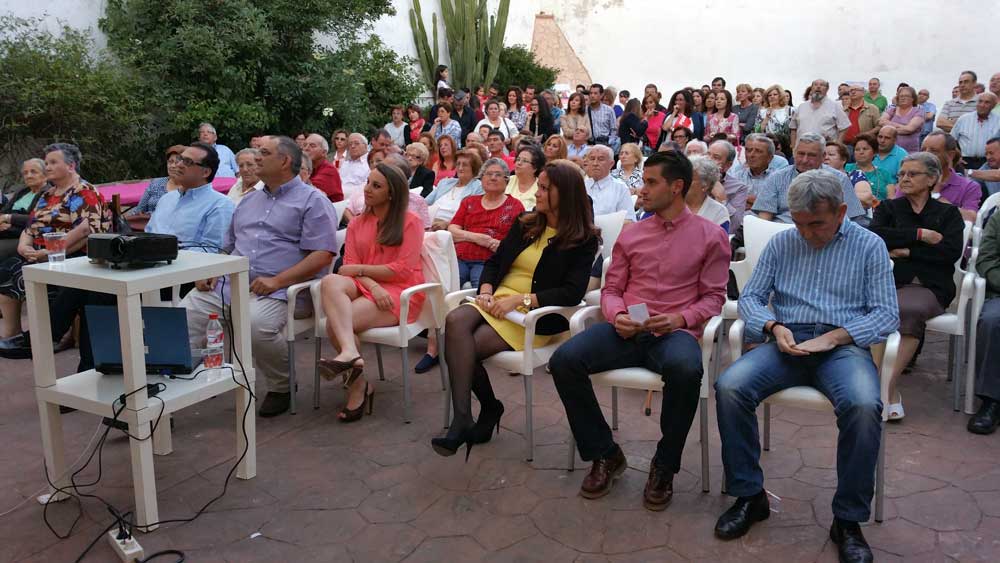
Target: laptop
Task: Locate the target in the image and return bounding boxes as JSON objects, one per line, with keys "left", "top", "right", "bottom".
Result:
{"left": 86, "top": 305, "right": 194, "bottom": 375}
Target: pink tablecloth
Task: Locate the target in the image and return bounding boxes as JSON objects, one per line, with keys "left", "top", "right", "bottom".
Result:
{"left": 97, "top": 177, "right": 237, "bottom": 206}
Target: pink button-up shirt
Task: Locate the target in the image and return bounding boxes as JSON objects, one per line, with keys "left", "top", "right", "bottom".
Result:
{"left": 601, "top": 207, "right": 731, "bottom": 339}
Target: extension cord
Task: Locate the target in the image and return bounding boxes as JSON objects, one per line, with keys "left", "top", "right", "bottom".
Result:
{"left": 107, "top": 531, "right": 144, "bottom": 562}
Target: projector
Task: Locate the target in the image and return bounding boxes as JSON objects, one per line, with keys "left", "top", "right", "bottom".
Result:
{"left": 88, "top": 233, "right": 178, "bottom": 268}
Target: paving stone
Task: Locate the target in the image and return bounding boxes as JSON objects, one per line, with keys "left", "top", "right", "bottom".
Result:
{"left": 484, "top": 533, "right": 579, "bottom": 563}
{"left": 347, "top": 523, "right": 427, "bottom": 563}
{"left": 358, "top": 479, "right": 445, "bottom": 524}
{"left": 530, "top": 496, "right": 607, "bottom": 552}
{"left": 261, "top": 508, "right": 367, "bottom": 546}
{"left": 863, "top": 518, "right": 939, "bottom": 555}
{"left": 401, "top": 536, "right": 486, "bottom": 563}
{"left": 412, "top": 492, "right": 491, "bottom": 537}
{"left": 895, "top": 486, "right": 982, "bottom": 531}
{"left": 473, "top": 485, "right": 543, "bottom": 516}
{"left": 601, "top": 509, "right": 669, "bottom": 554}
{"left": 473, "top": 514, "right": 538, "bottom": 551}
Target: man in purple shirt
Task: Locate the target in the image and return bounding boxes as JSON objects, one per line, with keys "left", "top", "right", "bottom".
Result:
{"left": 182, "top": 135, "right": 339, "bottom": 417}
{"left": 708, "top": 139, "right": 749, "bottom": 231}
{"left": 896, "top": 132, "right": 982, "bottom": 221}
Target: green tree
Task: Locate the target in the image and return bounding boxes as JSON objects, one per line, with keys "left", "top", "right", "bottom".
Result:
{"left": 492, "top": 45, "right": 558, "bottom": 92}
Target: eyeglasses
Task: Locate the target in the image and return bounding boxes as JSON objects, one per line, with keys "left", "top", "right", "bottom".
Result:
{"left": 334, "top": 137, "right": 346, "bottom": 141}
{"left": 897, "top": 171, "right": 929, "bottom": 178}
{"left": 482, "top": 171, "right": 507, "bottom": 178}
{"left": 515, "top": 158, "right": 533, "bottom": 164}
{"left": 176, "top": 156, "right": 205, "bottom": 168}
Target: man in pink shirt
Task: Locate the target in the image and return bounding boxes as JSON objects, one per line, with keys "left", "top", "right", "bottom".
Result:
{"left": 549, "top": 151, "right": 730, "bottom": 510}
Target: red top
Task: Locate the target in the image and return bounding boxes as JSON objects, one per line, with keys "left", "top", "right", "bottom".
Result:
{"left": 344, "top": 212, "right": 426, "bottom": 323}
{"left": 491, "top": 153, "right": 516, "bottom": 169}
{"left": 449, "top": 195, "right": 524, "bottom": 262}
{"left": 311, "top": 159, "right": 344, "bottom": 202}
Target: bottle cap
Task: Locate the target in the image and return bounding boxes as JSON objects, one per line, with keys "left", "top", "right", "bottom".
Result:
{"left": 209, "top": 313, "right": 219, "bottom": 320}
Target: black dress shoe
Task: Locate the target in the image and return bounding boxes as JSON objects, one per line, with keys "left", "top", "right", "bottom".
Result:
{"left": 968, "top": 399, "right": 1000, "bottom": 435}
{"left": 258, "top": 392, "right": 290, "bottom": 418}
{"left": 715, "top": 491, "right": 769, "bottom": 540}
{"left": 0, "top": 332, "right": 32, "bottom": 359}
{"left": 829, "top": 519, "right": 873, "bottom": 563}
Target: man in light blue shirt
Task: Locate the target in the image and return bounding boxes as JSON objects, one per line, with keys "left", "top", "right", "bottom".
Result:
{"left": 917, "top": 89, "right": 936, "bottom": 145}
{"left": 873, "top": 126, "right": 909, "bottom": 183}
{"left": 751, "top": 133, "right": 866, "bottom": 224}
{"left": 147, "top": 141, "right": 235, "bottom": 252}
{"left": 198, "top": 122, "right": 238, "bottom": 177}
{"left": 714, "top": 170, "right": 898, "bottom": 562}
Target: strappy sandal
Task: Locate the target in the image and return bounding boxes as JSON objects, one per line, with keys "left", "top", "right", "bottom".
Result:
{"left": 318, "top": 356, "right": 363, "bottom": 383}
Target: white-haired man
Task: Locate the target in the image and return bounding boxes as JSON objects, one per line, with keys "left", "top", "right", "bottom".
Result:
{"left": 198, "top": 122, "right": 238, "bottom": 178}
{"left": 303, "top": 133, "right": 343, "bottom": 202}
{"left": 585, "top": 145, "right": 633, "bottom": 217}
{"left": 340, "top": 133, "right": 371, "bottom": 200}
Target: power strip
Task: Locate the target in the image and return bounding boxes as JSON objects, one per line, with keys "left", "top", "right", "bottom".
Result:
{"left": 107, "top": 531, "right": 144, "bottom": 562}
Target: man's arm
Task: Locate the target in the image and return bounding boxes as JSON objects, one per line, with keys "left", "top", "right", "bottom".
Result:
{"left": 737, "top": 237, "right": 780, "bottom": 341}
{"left": 677, "top": 230, "right": 730, "bottom": 330}
{"left": 970, "top": 168, "right": 1000, "bottom": 182}
{"left": 267, "top": 250, "right": 334, "bottom": 290}
{"left": 841, "top": 240, "right": 899, "bottom": 348}
{"left": 936, "top": 105, "right": 956, "bottom": 132}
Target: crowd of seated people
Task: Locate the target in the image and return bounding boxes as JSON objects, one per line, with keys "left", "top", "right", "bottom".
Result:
{"left": 5, "top": 69, "right": 1000, "bottom": 563}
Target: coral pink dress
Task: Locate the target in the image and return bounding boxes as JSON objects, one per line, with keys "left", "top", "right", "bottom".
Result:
{"left": 344, "top": 211, "right": 425, "bottom": 323}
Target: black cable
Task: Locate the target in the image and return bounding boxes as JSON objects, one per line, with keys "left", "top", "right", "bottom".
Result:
{"left": 138, "top": 549, "right": 185, "bottom": 562}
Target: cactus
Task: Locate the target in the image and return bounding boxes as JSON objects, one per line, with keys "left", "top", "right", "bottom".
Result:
{"left": 409, "top": 0, "right": 509, "bottom": 93}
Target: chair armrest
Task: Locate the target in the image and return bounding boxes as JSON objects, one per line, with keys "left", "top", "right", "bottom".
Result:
{"left": 729, "top": 319, "right": 746, "bottom": 363}
{"left": 569, "top": 305, "right": 603, "bottom": 336}
{"left": 522, "top": 303, "right": 584, "bottom": 333}
{"left": 954, "top": 271, "right": 976, "bottom": 326}
{"left": 444, "top": 288, "right": 477, "bottom": 312}
{"left": 969, "top": 247, "right": 980, "bottom": 274}
{"left": 876, "top": 332, "right": 901, "bottom": 422}
{"left": 286, "top": 279, "right": 319, "bottom": 339}
{"left": 400, "top": 282, "right": 444, "bottom": 329}
{"left": 700, "top": 315, "right": 723, "bottom": 396}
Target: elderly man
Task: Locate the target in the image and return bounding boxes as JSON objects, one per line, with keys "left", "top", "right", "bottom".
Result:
{"left": 844, "top": 84, "right": 882, "bottom": 148}
{"left": 182, "top": 136, "right": 338, "bottom": 417}
{"left": 588, "top": 84, "right": 619, "bottom": 152}
{"left": 340, "top": 133, "right": 371, "bottom": 200}
{"left": 551, "top": 151, "right": 729, "bottom": 509}
{"left": 952, "top": 92, "right": 1000, "bottom": 170}
{"left": 147, "top": 142, "right": 234, "bottom": 252}
{"left": 873, "top": 126, "right": 909, "bottom": 183}
{"left": 585, "top": 145, "right": 633, "bottom": 217}
{"left": 937, "top": 71, "right": 980, "bottom": 133}
{"left": 970, "top": 210, "right": 1000, "bottom": 433}
{"left": 708, "top": 140, "right": 749, "bottom": 231}
{"left": 865, "top": 78, "right": 888, "bottom": 113}
{"left": 753, "top": 133, "right": 866, "bottom": 224}
{"left": 907, "top": 132, "right": 982, "bottom": 221}
{"left": 714, "top": 170, "right": 897, "bottom": 563}
{"left": 229, "top": 148, "right": 264, "bottom": 205}
{"left": 730, "top": 134, "right": 788, "bottom": 209}
{"left": 302, "top": 133, "right": 343, "bottom": 202}
{"left": 917, "top": 89, "right": 937, "bottom": 145}
{"left": 790, "top": 79, "right": 851, "bottom": 146}
{"left": 197, "top": 122, "right": 238, "bottom": 178}
{"left": 969, "top": 136, "right": 1000, "bottom": 196}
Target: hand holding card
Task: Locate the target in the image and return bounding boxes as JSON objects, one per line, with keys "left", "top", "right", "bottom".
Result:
{"left": 627, "top": 303, "right": 650, "bottom": 324}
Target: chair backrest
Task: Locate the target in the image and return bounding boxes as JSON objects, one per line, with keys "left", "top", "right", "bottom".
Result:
{"left": 977, "top": 192, "right": 1000, "bottom": 230}
{"left": 595, "top": 211, "right": 628, "bottom": 259}
{"left": 410, "top": 187, "right": 424, "bottom": 196}
{"left": 332, "top": 200, "right": 349, "bottom": 225}
{"left": 743, "top": 215, "right": 796, "bottom": 271}
{"left": 419, "top": 230, "right": 460, "bottom": 326}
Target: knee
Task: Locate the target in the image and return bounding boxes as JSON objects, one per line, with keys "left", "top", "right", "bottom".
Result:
{"left": 548, "top": 346, "right": 574, "bottom": 380}
{"left": 445, "top": 305, "right": 476, "bottom": 333}
{"left": 321, "top": 273, "right": 353, "bottom": 295}
{"left": 714, "top": 366, "right": 749, "bottom": 404}
{"left": 838, "top": 395, "right": 882, "bottom": 423}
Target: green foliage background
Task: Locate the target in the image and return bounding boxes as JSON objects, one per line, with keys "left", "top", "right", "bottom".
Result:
{"left": 492, "top": 45, "right": 558, "bottom": 93}
{"left": 1, "top": 1, "right": 423, "bottom": 188}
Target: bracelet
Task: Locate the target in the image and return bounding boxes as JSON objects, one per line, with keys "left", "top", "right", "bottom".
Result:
{"left": 765, "top": 322, "right": 784, "bottom": 336}
{"left": 916, "top": 228, "right": 922, "bottom": 241}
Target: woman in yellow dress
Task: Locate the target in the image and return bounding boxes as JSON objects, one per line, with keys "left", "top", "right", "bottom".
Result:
{"left": 432, "top": 160, "right": 600, "bottom": 459}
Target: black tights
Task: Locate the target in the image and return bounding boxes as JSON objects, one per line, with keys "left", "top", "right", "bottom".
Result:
{"left": 444, "top": 305, "right": 512, "bottom": 428}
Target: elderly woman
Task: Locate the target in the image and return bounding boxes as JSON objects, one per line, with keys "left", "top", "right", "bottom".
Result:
{"left": 612, "top": 143, "right": 644, "bottom": 193}
{"left": 869, "top": 152, "right": 965, "bottom": 421}
{"left": 543, "top": 135, "right": 568, "bottom": 162}
{"left": 475, "top": 100, "right": 519, "bottom": 145}
{"left": 426, "top": 149, "right": 484, "bottom": 230}
{"left": 685, "top": 156, "right": 731, "bottom": 232}
{"left": 878, "top": 86, "right": 924, "bottom": 153}
{"left": 505, "top": 145, "right": 545, "bottom": 210}
{"left": 317, "top": 163, "right": 426, "bottom": 422}
{"left": 431, "top": 160, "right": 600, "bottom": 459}
{"left": 0, "top": 144, "right": 110, "bottom": 341}
{"left": 404, "top": 142, "right": 436, "bottom": 197}
{"left": 229, "top": 148, "right": 264, "bottom": 205}
{"left": 127, "top": 145, "right": 186, "bottom": 216}
{"left": 0, "top": 159, "right": 48, "bottom": 259}
{"left": 846, "top": 134, "right": 896, "bottom": 207}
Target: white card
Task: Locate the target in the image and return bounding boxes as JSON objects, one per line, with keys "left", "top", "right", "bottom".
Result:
{"left": 627, "top": 303, "right": 650, "bottom": 324}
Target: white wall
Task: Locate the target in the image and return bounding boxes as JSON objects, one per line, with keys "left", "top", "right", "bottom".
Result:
{"left": 5, "top": 0, "right": 999, "bottom": 109}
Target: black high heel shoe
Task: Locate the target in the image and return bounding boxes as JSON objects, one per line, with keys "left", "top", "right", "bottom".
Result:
{"left": 338, "top": 382, "right": 374, "bottom": 423}
{"left": 431, "top": 425, "right": 475, "bottom": 461}
{"left": 472, "top": 400, "right": 505, "bottom": 444}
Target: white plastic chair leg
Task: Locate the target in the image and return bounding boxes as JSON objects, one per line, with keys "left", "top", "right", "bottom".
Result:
{"left": 376, "top": 344, "right": 386, "bottom": 381}
{"left": 611, "top": 387, "right": 619, "bottom": 431}
{"left": 313, "top": 338, "right": 322, "bottom": 409}
{"left": 287, "top": 341, "right": 297, "bottom": 415}
{"left": 762, "top": 403, "right": 771, "bottom": 451}
{"left": 401, "top": 347, "right": 411, "bottom": 423}
{"left": 524, "top": 373, "right": 534, "bottom": 462}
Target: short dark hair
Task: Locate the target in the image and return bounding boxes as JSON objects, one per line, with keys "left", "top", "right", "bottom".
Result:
{"left": 645, "top": 150, "right": 694, "bottom": 196}
{"left": 188, "top": 141, "right": 220, "bottom": 182}
{"left": 712, "top": 76, "right": 726, "bottom": 87}
{"left": 376, "top": 128, "right": 392, "bottom": 140}
{"left": 961, "top": 70, "right": 978, "bottom": 82}
{"left": 986, "top": 136, "right": 1000, "bottom": 148}
{"left": 272, "top": 135, "right": 303, "bottom": 175}
{"left": 516, "top": 144, "right": 546, "bottom": 177}
{"left": 487, "top": 129, "right": 506, "bottom": 142}
{"left": 43, "top": 142, "right": 82, "bottom": 171}
{"left": 590, "top": 83, "right": 604, "bottom": 94}
{"left": 671, "top": 127, "right": 693, "bottom": 140}
{"left": 436, "top": 101, "right": 454, "bottom": 114}
{"left": 525, "top": 84, "right": 536, "bottom": 91}
{"left": 437, "top": 87, "right": 454, "bottom": 98}
{"left": 620, "top": 89, "right": 630, "bottom": 98}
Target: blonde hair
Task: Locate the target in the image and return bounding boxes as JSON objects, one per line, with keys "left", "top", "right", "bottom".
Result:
{"left": 618, "top": 143, "right": 642, "bottom": 166}
{"left": 764, "top": 84, "right": 787, "bottom": 108}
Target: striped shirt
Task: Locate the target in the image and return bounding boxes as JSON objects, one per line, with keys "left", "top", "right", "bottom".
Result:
{"left": 939, "top": 95, "right": 979, "bottom": 123}
{"left": 952, "top": 111, "right": 1000, "bottom": 158}
{"left": 739, "top": 219, "right": 899, "bottom": 348}
{"left": 751, "top": 164, "right": 866, "bottom": 223}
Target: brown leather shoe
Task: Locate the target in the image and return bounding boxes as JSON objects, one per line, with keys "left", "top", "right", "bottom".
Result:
{"left": 579, "top": 446, "right": 627, "bottom": 499}
{"left": 643, "top": 459, "right": 673, "bottom": 511}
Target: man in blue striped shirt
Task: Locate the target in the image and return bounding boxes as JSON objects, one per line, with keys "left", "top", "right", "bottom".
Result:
{"left": 714, "top": 170, "right": 898, "bottom": 563}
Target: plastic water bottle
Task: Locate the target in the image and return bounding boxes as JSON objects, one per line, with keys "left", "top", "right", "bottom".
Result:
{"left": 204, "top": 313, "right": 224, "bottom": 374}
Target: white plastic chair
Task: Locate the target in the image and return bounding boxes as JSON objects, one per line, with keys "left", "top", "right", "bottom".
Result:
{"left": 965, "top": 276, "right": 987, "bottom": 413}
{"left": 284, "top": 200, "right": 348, "bottom": 414}
{"left": 727, "top": 320, "right": 900, "bottom": 522}
{"left": 310, "top": 230, "right": 457, "bottom": 423}
{"left": 564, "top": 306, "right": 723, "bottom": 492}
{"left": 594, "top": 211, "right": 628, "bottom": 260}
{"left": 442, "top": 289, "right": 584, "bottom": 461}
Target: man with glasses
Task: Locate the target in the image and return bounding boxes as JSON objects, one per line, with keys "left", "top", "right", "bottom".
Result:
{"left": 147, "top": 142, "right": 234, "bottom": 254}
{"left": 303, "top": 133, "right": 343, "bottom": 202}
{"left": 197, "top": 122, "right": 238, "bottom": 178}
{"left": 671, "top": 127, "right": 692, "bottom": 150}
{"left": 844, "top": 84, "right": 882, "bottom": 151}
{"left": 937, "top": 71, "right": 980, "bottom": 133}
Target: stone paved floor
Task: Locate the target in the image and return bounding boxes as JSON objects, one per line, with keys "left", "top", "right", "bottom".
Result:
{"left": 2, "top": 331, "right": 999, "bottom": 562}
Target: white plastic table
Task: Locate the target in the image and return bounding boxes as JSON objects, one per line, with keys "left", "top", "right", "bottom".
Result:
{"left": 24, "top": 251, "right": 256, "bottom": 531}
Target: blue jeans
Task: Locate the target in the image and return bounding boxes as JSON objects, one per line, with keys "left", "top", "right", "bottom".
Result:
{"left": 550, "top": 322, "right": 703, "bottom": 472}
{"left": 714, "top": 323, "right": 882, "bottom": 522}
{"left": 458, "top": 259, "right": 485, "bottom": 289}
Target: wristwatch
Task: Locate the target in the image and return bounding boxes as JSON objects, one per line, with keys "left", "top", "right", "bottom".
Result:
{"left": 522, "top": 294, "right": 532, "bottom": 310}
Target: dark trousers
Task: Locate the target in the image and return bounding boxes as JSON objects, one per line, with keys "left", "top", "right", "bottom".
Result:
{"left": 549, "top": 322, "right": 703, "bottom": 473}
{"left": 975, "top": 297, "right": 1000, "bottom": 402}
{"left": 48, "top": 287, "right": 116, "bottom": 372}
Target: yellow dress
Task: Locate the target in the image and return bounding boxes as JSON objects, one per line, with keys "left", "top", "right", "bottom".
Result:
{"left": 505, "top": 176, "right": 538, "bottom": 210}
{"left": 471, "top": 226, "right": 556, "bottom": 351}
